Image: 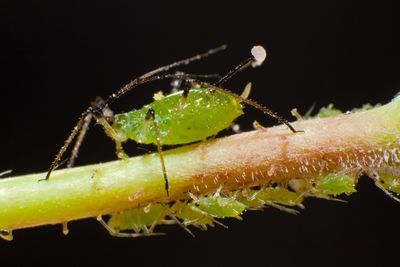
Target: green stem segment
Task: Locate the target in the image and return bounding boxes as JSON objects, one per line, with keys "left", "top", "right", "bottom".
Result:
{"left": 1, "top": 94, "right": 400, "bottom": 235}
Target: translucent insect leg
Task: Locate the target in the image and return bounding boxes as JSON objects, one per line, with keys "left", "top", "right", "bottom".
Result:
{"left": 266, "top": 202, "right": 300, "bottom": 215}
{"left": 96, "top": 215, "right": 164, "bottom": 238}
{"left": 95, "top": 116, "right": 128, "bottom": 159}
{"left": 145, "top": 108, "right": 170, "bottom": 197}
{"left": 291, "top": 108, "right": 304, "bottom": 121}
{"left": 168, "top": 213, "right": 195, "bottom": 237}
{"left": 67, "top": 112, "right": 93, "bottom": 168}
{"left": 43, "top": 111, "right": 92, "bottom": 181}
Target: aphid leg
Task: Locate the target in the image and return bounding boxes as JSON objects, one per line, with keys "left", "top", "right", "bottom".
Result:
{"left": 168, "top": 213, "right": 195, "bottom": 237}
{"left": 291, "top": 108, "right": 304, "bottom": 121}
{"left": 252, "top": 120, "right": 266, "bottom": 130}
{"left": 96, "top": 215, "right": 164, "bottom": 238}
{"left": 145, "top": 108, "right": 170, "bottom": 197}
{"left": 43, "top": 110, "right": 92, "bottom": 181}
{"left": 67, "top": 113, "right": 93, "bottom": 168}
{"left": 95, "top": 116, "right": 128, "bottom": 159}
{"left": 266, "top": 202, "right": 299, "bottom": 215}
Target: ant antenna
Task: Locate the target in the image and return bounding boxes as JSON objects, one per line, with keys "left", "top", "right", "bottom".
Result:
{"left": 44, "top": 46, "right": 227, "bottom": 180}
{"left": 215, "top": 45, "right": 267, "bottom": 86}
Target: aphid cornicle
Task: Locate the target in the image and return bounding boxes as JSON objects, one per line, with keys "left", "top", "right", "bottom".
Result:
{"left": 44, "top": 45, "right": 299, "bottom": 197}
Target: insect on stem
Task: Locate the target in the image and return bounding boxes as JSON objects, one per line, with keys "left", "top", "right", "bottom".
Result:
{"left": 44, "top": 45, "right": 228, "bottom": 180}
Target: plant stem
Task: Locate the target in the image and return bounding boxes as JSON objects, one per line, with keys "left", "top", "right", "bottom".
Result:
{"left": 1, "top": 94, "right": 399, "bottom": 233}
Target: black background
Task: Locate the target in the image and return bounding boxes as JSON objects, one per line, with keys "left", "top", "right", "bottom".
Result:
{"left": 1, "top": 1, "right": 400, "bottom": 266}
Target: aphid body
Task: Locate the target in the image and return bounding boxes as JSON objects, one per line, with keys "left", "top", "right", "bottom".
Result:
{"left": 107, "top": 204, "right": 167, "bottom": 234}
{"left": 111, "top": 88, "right": 244, "bottom": 145}
{"left": 289, "top": 173, "right": 356, "bottom": 199}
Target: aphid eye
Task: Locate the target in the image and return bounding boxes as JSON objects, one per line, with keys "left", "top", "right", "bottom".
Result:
{"left": 145, "top": 108, "right": 155, "bottom": 120}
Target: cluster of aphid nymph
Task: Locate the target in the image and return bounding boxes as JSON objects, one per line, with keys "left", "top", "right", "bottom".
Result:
{"left": 41, "top": 44, "right": 365, "bottom": 238}
{"left": 96, "top": 172, "right": 360, "bottom": 238}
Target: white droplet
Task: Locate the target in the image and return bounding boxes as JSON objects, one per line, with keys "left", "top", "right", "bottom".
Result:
{"left": 251, "top": 45, "right": 267, "bottom": 67}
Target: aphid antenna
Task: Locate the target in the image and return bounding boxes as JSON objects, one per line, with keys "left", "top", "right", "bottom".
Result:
{"left": 45, "top": 45, "right": 227, "bottom": 180}
{"left": 267, "top": 202, "right": 300, "bottom": 215}
{"left": 100, "top": 44, "right": 228, "bottom": 110}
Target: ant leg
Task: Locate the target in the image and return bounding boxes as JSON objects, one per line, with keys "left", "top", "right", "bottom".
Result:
{"left": 97, "top": 216, "right": 164, "bottom": 238}
{"left": 145, "top": 108, "right": 170, "bottom": 197}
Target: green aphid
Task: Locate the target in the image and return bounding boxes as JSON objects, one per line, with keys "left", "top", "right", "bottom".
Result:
{"left": 241, "top": 187, "right": 303, "bottom": 208}
{"left": 314, "top": 174, "right": 356, "bottom": 196}
{"left": 107, "top": 204, "right": 167, "bottom": 234}
{"left": 316, "top": 104, "right": 342, "bottom": 118}
{"left": 374, "top": 172, "right": 400, "bottom": 202}
{"left": 170, "top": 201, "right": 215, "bottom": 229}
{"left": 289, "top": 174, "right": 356, "bottom": 199}
{"left": 112, "top": 88, "right": 243, "bottom": 145}
{"left": 195, "top": 195, "right": 246, "bottom": 219}
{"left": 378, "top": 174, "right": 400, "bottom": 195}
{"left": 45, "top": 44, "right": 298, "bottom": 199}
